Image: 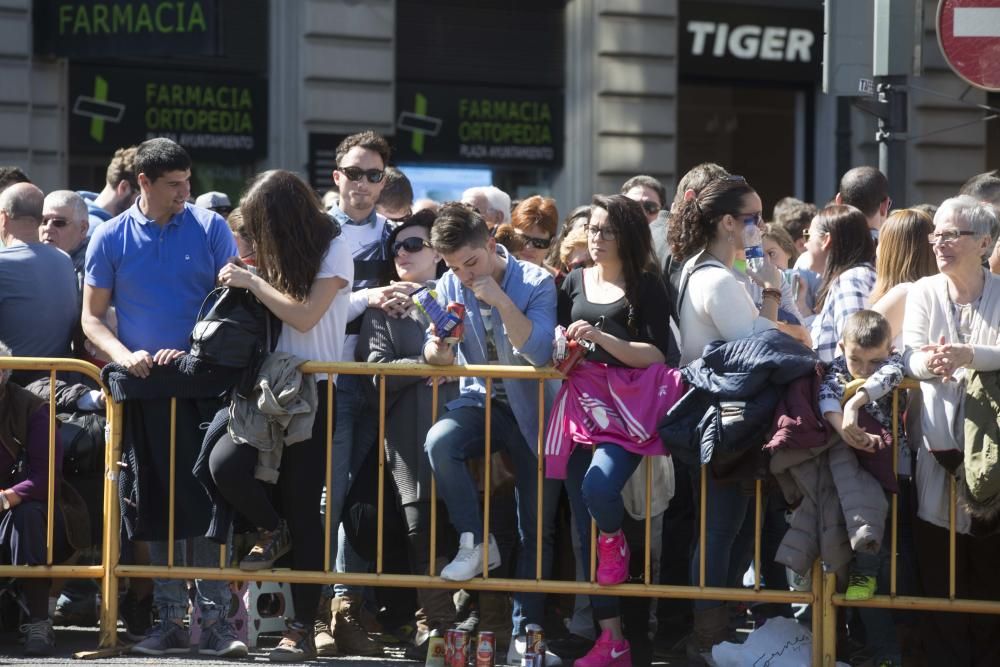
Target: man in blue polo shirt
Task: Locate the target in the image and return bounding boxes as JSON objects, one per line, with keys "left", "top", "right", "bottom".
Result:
{"left": 82, "top": 138, "right": 246, "bottom": 659}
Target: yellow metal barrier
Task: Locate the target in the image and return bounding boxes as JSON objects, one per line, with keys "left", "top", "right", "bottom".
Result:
{"left": 8, "top": 357, "right": 1000, "bottom": 664}
{"left": 0, "top": 357, "right": 120, "bottom": 650}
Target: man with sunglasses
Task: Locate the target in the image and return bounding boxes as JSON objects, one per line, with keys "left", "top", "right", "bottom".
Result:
{"left": 317, "top": 130, "right": 401, "bottom": 657}
{"left": 40, "top": 191, "right": 90, "bottom": 290}
{"left": 621, "top": 174, "right": 665, "bottom": 225}
{"left": 194, "top": 191, "right": 233, "bottom": 220}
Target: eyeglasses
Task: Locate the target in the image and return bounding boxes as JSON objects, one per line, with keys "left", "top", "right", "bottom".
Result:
{"left": 392, "top": 237, "right": 432, "bottom": 256}
{"left": 741, "top": 212, "right": 763, "bottom": 226}
{"left": 802, "top": 228, "right": 827, "bottom": 240}
{"left": 42, "top": 217, "right": 69, "bottom": 228}
{"left": 337, "top": 166, "right": 385, "bottom": 184}
{"left": 211, "top": 206, "right": 233, "bottom": 215}
{"left": 515, "top": 232, "right": 552, "bottom": 250}
{"left": 929, "top": 230, "right": 977, "bottom": 244}
{"left": 585, "top": 224, "right": 616, "bottom": 241}
{"left": 640, "top": 201, "right": 661, "bottom": 216}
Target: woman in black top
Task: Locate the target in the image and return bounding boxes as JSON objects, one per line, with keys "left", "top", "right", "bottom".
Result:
{"left": 557, "top": 195, "right": 674, "bottom": 667}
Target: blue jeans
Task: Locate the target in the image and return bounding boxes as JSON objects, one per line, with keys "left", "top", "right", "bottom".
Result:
{"left": 689, "top": 470, "right": 753, "bottom": 611}
{"left": 150, "top": 536, "right": 230, "bottom": 623}
{"left": 425, "top": 403, "right": 560, "bottom": 636}
{"left": 322, "top": 375, "right": 378, "bottom": 598}
{"left": 564, "top": 445, "right": 642, "bottom": 621}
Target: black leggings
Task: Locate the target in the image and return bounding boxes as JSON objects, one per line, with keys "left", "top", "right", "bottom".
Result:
{"left": 209, "top": 381, "right": 333, "bottom": 625}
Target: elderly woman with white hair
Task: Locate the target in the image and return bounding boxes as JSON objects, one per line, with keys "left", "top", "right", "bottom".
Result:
{"left": 902, "top": 195, "right": 1000, "bottom": 665}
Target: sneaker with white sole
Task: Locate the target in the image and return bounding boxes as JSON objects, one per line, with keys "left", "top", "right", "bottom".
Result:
{"left": 507, "top": 631, "right": 564, "bottom": 666}
{"left": 22, "top": 619, "right": 55, "bottom": 656}
{"left": 440, "top": 532, "right": 501, "bottom": 581}
{"left": 198, "top": 619, "right": 249, "bottom": 657}
{"left": 131, "top": 620, "right": 191, "bottom": 655}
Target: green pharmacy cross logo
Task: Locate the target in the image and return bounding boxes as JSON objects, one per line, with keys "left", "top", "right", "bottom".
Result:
{"left": 396, "top": 93, "right": 442, "bottom": 155}
{"left": 72, "top": 76, "right": 126, "bottom": 143}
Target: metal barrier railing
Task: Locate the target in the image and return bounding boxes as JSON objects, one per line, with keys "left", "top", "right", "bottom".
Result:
{"left": 7, "top": 357, "right": 1000, "bottom": 664}
{"left": 0, "top": 357, "right": 119, "bottom": 650}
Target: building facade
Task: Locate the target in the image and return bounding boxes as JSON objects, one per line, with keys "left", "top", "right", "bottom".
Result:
{"left": 1, "top": 0, "right": 994, "bottom": 213}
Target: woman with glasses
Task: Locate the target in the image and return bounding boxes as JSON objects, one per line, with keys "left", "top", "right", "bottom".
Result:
{"left": 354, "top": 209, "right": 458, "bottom": 660}
{"left": 510, "top": 195, "right": 559, "bottom": 272}
{"left": 666, "top": 176, "right": 783, "bottom": 659}
{"left": 901, "top": 196, "right": 1000, "bottom": 665}
{"left": 210, "top": 169, "right": 353, "bottom": 662}
{"left": 806, "top": 205, "right": 877, "bottom": 362}
{"left": 554, "top": 194, "right": 677, "bottom": 667}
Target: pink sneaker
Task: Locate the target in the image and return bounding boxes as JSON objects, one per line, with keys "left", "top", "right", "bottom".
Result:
{"left": 596, "top": 530, "right": 629, "bottom": 586}
{"left": 575, "top": 629, "right": 631, "bottom": 667}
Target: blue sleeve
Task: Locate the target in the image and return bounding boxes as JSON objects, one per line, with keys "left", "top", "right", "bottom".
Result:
{"left": 513, "top": 274, "right": 557, "bottom": 367}
{"left": 84, "top": 223, "right": 115, "bottom": 289}
{"left": 208, "top": 214, "right": 238, "bottom": 273}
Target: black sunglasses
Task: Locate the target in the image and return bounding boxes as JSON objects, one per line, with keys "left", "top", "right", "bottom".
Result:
{"left": 212, "top": 206, "right": 233, "bottom": 215}
{"left": 338, "top": 166, "right": 385, "bottom": 184}
{"left": 42, "top": 217, "right": 69, "bottom": 228}
{"left": 515, "top": 232, "right": 552, "bottom": 250}
{"left": 392, "top": 237, "right": 432, "bottom": 256}
{"left": 640, "top": 201, "right": 661, "bottom": 215}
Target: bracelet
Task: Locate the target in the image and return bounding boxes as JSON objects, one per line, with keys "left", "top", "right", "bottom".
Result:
{"left": 761, "top": 288, "right": 782, "bottom": 302}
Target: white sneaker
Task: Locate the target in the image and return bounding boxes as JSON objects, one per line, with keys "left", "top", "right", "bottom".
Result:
{"left": 440, "top": 532, "right": 501, "bottom": 581}
{"left": 506, "top": 632, "right": 563, "bottom": 666}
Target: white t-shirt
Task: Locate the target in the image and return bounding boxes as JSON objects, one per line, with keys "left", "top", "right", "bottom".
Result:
{"left": 677, "top": 253, "right": 776, "bottom": 365}
{"left": 276, "top": 235, "right": 354, "bottom": 380}
{"left": 338, "top": 219, "right": 389, "bottom": 363}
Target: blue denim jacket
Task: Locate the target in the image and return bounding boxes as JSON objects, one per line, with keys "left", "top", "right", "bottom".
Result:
{"left": 433, "top": 245, "right": 559, "bottom": 452}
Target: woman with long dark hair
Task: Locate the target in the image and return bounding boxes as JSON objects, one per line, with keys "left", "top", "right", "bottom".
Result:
{"left": 807, "top": 204, "right": 877, "bottom": 362}
{"left": 550, "top": 194, "right": 679, "bottom": 666}
{"left": 667, "top": 176, "right": 783, "bottom": 657}
{"left": 211, "top": 169, "right": 353, "bottom": 662}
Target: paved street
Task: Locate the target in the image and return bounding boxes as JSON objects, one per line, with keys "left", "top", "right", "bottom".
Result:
{"left": 0, "top": 626, "right": 698, "bottom": 665}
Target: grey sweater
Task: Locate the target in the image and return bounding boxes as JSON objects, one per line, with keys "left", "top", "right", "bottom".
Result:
{"left": 356, "top": 306, "right": 457, "bottom": 505}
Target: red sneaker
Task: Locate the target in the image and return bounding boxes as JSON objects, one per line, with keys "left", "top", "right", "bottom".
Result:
{"left": 596, "top": 530, "right": 629, "bottom": 586}
{"left": 575, "top": 629, "right": 631, "bottom": 667}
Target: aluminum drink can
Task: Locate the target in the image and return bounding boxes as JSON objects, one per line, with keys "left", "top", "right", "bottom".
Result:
{"left": 521, "top": 652, "right": 537, "bottom": 667}
{"left": 475, "top": 630, "right": 495, "bottom": 666}
{"left": 525, "top": 624, "right": 545, "bottom": 657}
{"left": 446, "top": 629, "right": 470, "bottom": 667}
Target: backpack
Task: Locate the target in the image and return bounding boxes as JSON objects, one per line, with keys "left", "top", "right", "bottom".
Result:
{"left": 190, "top": 286, "right": 281, "bottom": 394}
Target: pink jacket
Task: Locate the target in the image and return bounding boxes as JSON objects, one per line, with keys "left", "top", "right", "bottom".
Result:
{"left": 544, "top": 361, "right": 686, "bottom": 479}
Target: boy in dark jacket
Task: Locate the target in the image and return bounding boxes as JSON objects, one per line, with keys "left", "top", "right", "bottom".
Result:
{"left": 818, "top": 309, "right": 905, "bottom": 601}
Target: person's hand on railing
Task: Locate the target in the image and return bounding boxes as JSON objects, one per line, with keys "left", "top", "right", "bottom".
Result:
{"left": 115, "top": 349, "right": 154, "bottom": 378}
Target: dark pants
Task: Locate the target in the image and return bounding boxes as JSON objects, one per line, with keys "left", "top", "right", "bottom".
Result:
{"left": 913, "top": 517, "right": 1000, "bottom": 666}
{"left": 209, "top": 381, "right": 333, "bottom": 625}
{"left": 0, "top": 500, "right": 70, "bottom": 620}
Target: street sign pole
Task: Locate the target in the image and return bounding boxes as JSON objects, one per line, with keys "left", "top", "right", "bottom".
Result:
{"left": 872, "top": 0, "right": 916, "bottom": 206}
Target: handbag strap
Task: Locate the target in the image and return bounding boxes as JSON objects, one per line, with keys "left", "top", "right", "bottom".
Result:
{"left": 195, "top": 286, "right": 227, "bottom": 323}
{"left": 676, "top": 251, "right": 727, "bottom": 316}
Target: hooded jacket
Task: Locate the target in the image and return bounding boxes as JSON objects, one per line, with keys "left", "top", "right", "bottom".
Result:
{"left": 658, "top": 328, "right": 818, "bottom": 472}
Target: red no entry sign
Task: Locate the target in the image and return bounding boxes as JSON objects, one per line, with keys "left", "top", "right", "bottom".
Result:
{"left": 937, "top": 0, "right": 1000, "bottom": 91}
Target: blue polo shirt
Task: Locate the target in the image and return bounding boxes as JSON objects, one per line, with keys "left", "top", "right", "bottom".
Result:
{"left": 85, "top": 199, "right": 237, "bottom": 353}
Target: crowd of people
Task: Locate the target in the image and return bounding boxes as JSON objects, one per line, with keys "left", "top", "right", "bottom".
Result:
{"left": 1, "top": 131, "right": 1000, "bottom": 667}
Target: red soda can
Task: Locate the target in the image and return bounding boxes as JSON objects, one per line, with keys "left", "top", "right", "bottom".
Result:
{"left": 525, "top": 624, "right": 545, "bottom": 657}
{"left": 446, "top": 629, "right": 470, "bottom": 667}
{"left": 447, "top": 302, "right": 466, "bottom": 342}
{"left": 475, "top": 631, "right": 495, "bottom": 667}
